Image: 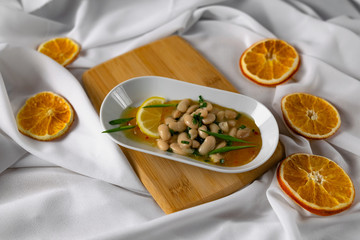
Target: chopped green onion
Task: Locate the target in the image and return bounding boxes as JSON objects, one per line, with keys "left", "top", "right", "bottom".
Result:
{"left": 200, "top": 102, "right": 207, "bottom": 108}
{"left": 200, "top": 130, "right": 252, "bottom": 143}
{"left": 208, "top": 145, "right": 256, "bottom": 155}
{"left": 169, "top": 129, "right": 176, "bottom": 136}
{"left": 102, "top": 125, "right": 136, "bottom": 133}
{"left": 193, "top": 149, "right": 201, "bottom": 156}
{"left": 143, "top": 104, "right": 177, "bottom": 108}
{"left": 220, "top": 159, "right": 225, "bottom": 164}
{"left": 235, "top": 113, "right": 241, "bottom": 120}
{"left": 181, "top": 140, "right": 190, "bottom": 144}
{"left": 239, "top": 125, "right": 246, "bottom": 129}
{"left": 198, "top": 95, "right": 207, "bottom": 108}
{"left": 193, "top": 113, "right": 203, "bottom": 127}
{"left": 109, "top": 117, "right": 134, "bottom": 125}
{"left": 198, "top": 95, "right": 204, "bottom": 103}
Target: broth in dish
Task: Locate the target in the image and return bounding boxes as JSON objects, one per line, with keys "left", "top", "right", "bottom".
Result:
{"left": 106, "top": 96, "right": 262, "bottom": 167}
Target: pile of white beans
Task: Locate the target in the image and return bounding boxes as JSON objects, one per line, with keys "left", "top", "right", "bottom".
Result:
{"left": 156, "top": 98, "right": 252, "bottom": 163}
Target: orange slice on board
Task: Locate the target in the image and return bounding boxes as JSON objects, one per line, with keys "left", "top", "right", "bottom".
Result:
{"left": 281, "top": 92, "right": 341, "bottom": 139}
{"left": 136, "top": 96, "right": 166, "bottom": 138}
{"left": 239, "top": 39, "right": 300, "bottom": 86}
{"left": 37, "top": 37, "right": 80, "bottom": 66}
{"left": 16, "top": 91, "right": 74, "bottom": 141}
{"left": 277, "top": 153, "right": 355, "bottom": 216}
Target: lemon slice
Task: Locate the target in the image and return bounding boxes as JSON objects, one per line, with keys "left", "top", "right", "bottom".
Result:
{"left": 136, "top": 96, "right": 166, "bottom": 138}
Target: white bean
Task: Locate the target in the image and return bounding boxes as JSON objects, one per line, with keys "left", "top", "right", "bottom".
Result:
{"left": 210, "top": 107, "right": 220, "bottom": 115}
{"left": 177, "top": 99, "right": 191, "bottom": 112}
{"left": 198, "top": 136, "right": 216, "bottom": 155}
{"left": 228, "top": 120, "right": 236, "bottom": 127}
{"left": 188, "top": 128, "right": 198, "bottom": 140}
{"left": 225, "top": 109, "right": 237, "bottom": 120}
{"left": 210, "top": 153, "right": 224, "bottom": 163}
{"left": 202, "top": 113, "right": 216, "bottom": 125}
{"left": 183, "top": 113, "right": 198, "bottom": 129}
{"left": 198, "top": 125, "right": 208, "bottom": 139}
{"left": 186, "top": 104, "right": 199, "bottom": 114}
{"left": 216, "top": 111, "right": 225, "bottom": 122}
{"left": 170, "top": 143, "right": 193, "bottom": 155}
{"left": 219, "top": 121, "right": 229, "bottom": 133}
{"left": 169, "top": 121, "right": 187, "bottom": 132}
{"left": 216, "top": 141, "right": 226, "bottom": 149}
{"left": 157, "top": 139, "right": 169, "bottom": 151}
{"left": 177, "top": 132, "right": 192, "bottom": 149}
{"left": 205, "top": 102, "right": 213, "bottom": 111}
{"left": 209, "top": 123, "right": 220, "bottom": 133}
{"left": 172, "top": 109, "right": 182, "bottom": 119}
{"left": 192, "top": 140, "right": 200, "bottom": 149}
{"left": 229, "top": 127, "right": 237, "bottom": 137}
{"left": 193, "top": 108, "right": 208, "bottom": 118}
{"left": 236, "top": 128, "right": 251, "bottom": 139}
{"left": 158, "top": 124, "right": 171, "bottom": 141}
{"left": 164, "top": 117, "right": 176, "bottom": 125}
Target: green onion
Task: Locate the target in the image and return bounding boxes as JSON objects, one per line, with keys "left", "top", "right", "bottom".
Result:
{"left": 208, "top": 145, "right": 256, "bottom": 155}
{"left": 109, "top": 117, "right": 134, "bottom": 125}
{"left": 239, "top": 125, "right": 246, "bottom": 129}
{"left": 143, "top": 104, "right": 177, "bottom": 108}
{"left": 200, "top": 130, "right": 252, "bottom": 143}
{"left": 193, "top": 149, "right": 201, "bottom": 156}
{"left": 181, "top": 140, "right": 190, "bottom": 144}
{"left": 220, "top": 159, "right": 225, "bottom": 164}
{"left": 102, "top": 125, "right": 136, "bottom": 133}
{"left": 199, "top": 95, "right": 204, "bottom": 103}
{"left": 198, "top": 95, "right": 207, "bottom": 108}
{"left": 193, "top": 113, "right": 203, "bottom": 127}
{"left": 169, "top": 129, "right": 176, "bottom": 136}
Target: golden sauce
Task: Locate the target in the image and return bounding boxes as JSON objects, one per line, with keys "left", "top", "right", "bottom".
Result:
{"left": 121, "top": 100, "right": 262, "bottom": 167}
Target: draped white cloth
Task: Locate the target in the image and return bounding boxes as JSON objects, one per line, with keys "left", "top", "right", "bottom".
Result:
{"left": 1, "top": 0, "right": 360, "bottom": 239}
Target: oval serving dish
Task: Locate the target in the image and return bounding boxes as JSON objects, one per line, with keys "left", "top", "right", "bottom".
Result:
{"left": 100, "top": 76, "right": 279, "bottom": 173}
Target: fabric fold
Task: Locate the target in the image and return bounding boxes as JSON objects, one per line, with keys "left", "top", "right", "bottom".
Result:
{"left": 0, "top": 45, "right": 146, "bottom": 194}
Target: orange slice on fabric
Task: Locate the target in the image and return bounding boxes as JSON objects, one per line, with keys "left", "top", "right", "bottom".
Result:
{"left": 16, "top": 92, "right": 74, "bottom": 141}
{"left": 277, "top": 153, "right": 355, "bottom": 216}
{"left": 136, "top": 96, "right": 166, "bottom": 138}
{"left": 281, "top": 92, "right": 341, "bottom": 139}
{"left": 37, "top": 37, "right": 80, "bottom": 66}
{"left": 239, "top": 39, "right": 300, "bottom": 86}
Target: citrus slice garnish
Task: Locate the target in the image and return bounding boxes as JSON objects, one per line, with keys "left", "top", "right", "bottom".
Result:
{"left": 277, "top": 153, "right": 355, "bottom": 216}
{"left": 239, "top": 38, "right": 300, "bottom": 86}
{"left": 37, "top": 37, "right": 80, "bottom": 66}
{"left": 136, "top": 96, "right": 166, "bottom": 138}
{"left": 281, "top": 92, "right": 341, "bottom": 139}
{"left": 16, "top": 91, "right": 74, "bottom": 141}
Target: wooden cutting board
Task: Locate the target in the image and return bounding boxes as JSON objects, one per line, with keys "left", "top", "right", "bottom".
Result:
{"left": 82, "top": 35, "right": 284, "bottom": 214}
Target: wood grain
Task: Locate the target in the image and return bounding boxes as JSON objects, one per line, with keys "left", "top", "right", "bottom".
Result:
{"left": 82, "top": 35, "right": 284, "bottom": 214}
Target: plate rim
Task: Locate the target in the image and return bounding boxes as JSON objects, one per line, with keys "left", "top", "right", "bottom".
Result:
{"left": 100, "top": 76, "right": 279, "bottom": 173}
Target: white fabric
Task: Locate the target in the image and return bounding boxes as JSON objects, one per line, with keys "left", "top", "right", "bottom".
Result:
{"left": 1, "top": 0, "right": 360, "bottom": 239}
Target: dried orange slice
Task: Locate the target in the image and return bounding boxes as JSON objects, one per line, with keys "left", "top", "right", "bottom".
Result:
{"left": 16, "top": 92, "right": 74, "bottom": 141}
{"left": 136, "top": 96, "right": 166, "bottom": 138}
{"left": 277, "top": 153, "right": 355, "bottom": 216}
{"left": 239, "top": 39, "right": 300, "bottom": 86}
{"left": 281, "top": 93, "right": 341, "bottom": 139}
{"left": 37, "top": 37, "right": 80, "bottom": 66}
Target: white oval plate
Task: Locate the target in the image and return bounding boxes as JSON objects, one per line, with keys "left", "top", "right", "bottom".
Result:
{"left": 100, "top": 76, "right": 279, "bottom": 173}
